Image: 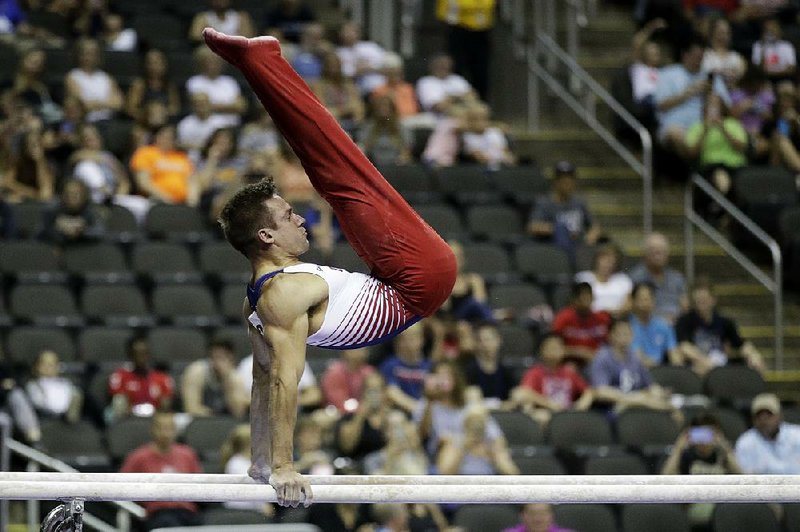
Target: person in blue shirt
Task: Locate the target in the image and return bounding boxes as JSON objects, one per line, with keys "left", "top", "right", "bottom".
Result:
{"left": 378, "top": 323, "right": 431, "bottom": 414}
{"left": 629, "top": 282, "right": 682, "bottom": 368}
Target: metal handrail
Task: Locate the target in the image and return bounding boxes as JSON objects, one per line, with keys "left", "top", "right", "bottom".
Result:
{"left": 685, "top": 174, "right": 784, "bottom": 368}
{"left": 5, "top": 438, "right": 145, "bottom": 531}
{"left": 529, "top": 30, "right": 654, "bottom": 233}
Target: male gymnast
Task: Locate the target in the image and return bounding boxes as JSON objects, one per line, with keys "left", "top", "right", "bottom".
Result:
{"left": 205, "top": 28, "right": 457, "bottom": 508}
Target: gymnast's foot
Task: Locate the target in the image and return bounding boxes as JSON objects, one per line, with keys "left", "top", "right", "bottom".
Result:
{"left": 202, "top": 27, "right": 280, "bottom": 65}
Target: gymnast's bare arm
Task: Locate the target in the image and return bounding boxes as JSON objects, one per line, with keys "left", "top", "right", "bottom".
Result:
{"left": 243, "top": 273, "right": 325, "bottom": 508}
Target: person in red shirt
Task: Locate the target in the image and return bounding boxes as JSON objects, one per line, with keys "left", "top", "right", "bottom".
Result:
{"left": 108, "top": 336, "right": 174, "bottom": 420}
{"left": 510, "top": 334, "right": 593, "bottom": 425}
{"left": 320, "top": 347, "right": 375, "bottom": 413}
{"left": 551, "top": 282, "right": 611, "bottom": 365}
{"left": 120, "top": 413, "right": 203, "bottom": 530}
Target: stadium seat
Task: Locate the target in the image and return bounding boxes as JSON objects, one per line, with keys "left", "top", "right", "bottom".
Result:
{"left": 496, "top": 323, "right": 536, "bottom": 362}
{"left": 704, "top": 366, "right": 766, "bottom": 408}
{"left": 10, "top": 201, "right": 47, "bottom": 239}
{"left": 103, "top": 50, "right": 141, "bottom": 87}
{"left": 494, "top": 165, "right": 549, "bottom": 207}
{"left": 784, "top": 503, "right": 800, "bottom": 532}
{"left": 433, "top": 165, "right": 502, "bottom": 205}
{"left": 9, "top": 283, "right": 84, "bottom": 327}
{"left": 198, "top": 241, "right": 250, "bottom": 284}
{"left": 712, "top": 503, "right": 781, "bottom": 532}
{"left": 6, "top": 327, "right": 76, "bottom": 364}
{"left": 453, "top": 505, "right": 519, "bottom": 532}
{"left": 550, "top": 283, "right": 572, "bottom": 311}
{"left": 145, "top": 204, "right": 209, "bottom": 242}
{"left": 81, "top": 284, "right": 153, "bottom": 327}
{"left": 466, "top": 204, "right": 525, "bottom": 244}
{"left": 78, "top": 327, "right": 134, "bottom": 364}
{"left": 710, "top": 407, "right": 748, "bottom": 443}
{"left": 489, "top": 282, "right": 550, "bottom": 320}
{"left": 514, "top": 242, "right": 572, "bottom": 285}
{"left": 330, "top": 242, "right": 369, "bottom": 274}
{"left": 734, "top": 166, "right": 797, "bottom": 237}
{"left": 380, "top": 163, "right": 440, "bottom": 204}
{"left": 413, "top": 203, "right": 466, "bottom": 240}
{"left": 27, "top": 10, "right": 71, "bottom": 38}
{"left": 103, "top": 204, "right": 140, "bottom": 242}
{"left": 131, "top": 242, "right": 201, "bottom": 283}
{"left": 63, "top": 242, "right": 133, "bottom": 283}
{"left": 151, "top": 284, "right": 222, "bottom": 327}
{"left": 204, "top": 507, "right": 271, "bottom": 525}
{"left": 131, "top": 13, "right": 186, "bottom": 50}
{"left": 40, "top": 420, "right": 111, "bottom": 471}
{"left": 106, "top": 417, "right": 152, "bottom": 463}
{"left": 650, "top": 366, "right": 704, "bottom": 396}
{"left": 0, "top": 241, "right": 65, "bottom": 283}
{"left": 621, "top": 504, "right": 690, "bottom": 532}
{"left": 783, "top": 405, "right": 800, "bottom": 425}
{"left": 778, "top": 206, "right": 800, "bottom": 247}
{"left": 513, "top": 455, "right": 566, "bottom": 475}
{"left": 184, "top": 416, "right": 241, "bottom": 466}
{"left": 147, "top": 327, "right": 207, "bottom": 364}
{"left": 461, "top": 241, "right": 514, "bottom": 283}
{"left": 546, "top": 410, "right": 616, "bottom": 456}
{"left": 584, "top": 453, "right": 650, "bottom": 475}
{"left": 491, "top": 411, "right": 544, "bottom": 447}
{"left": 616, "top": 408, "right": 680, "bottom": 458}
{"left": 212, "top": 326, "right": 251, "bottom": 360}
{"left": 554, "top": 504, "right": 618, "bottom": 532}
{"left": 220, "top": 283, "right": 246, "bottom": 323}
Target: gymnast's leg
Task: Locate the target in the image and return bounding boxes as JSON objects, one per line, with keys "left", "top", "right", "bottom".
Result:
{"left": 203, "top": 28, "right": 455, "bottom": 317}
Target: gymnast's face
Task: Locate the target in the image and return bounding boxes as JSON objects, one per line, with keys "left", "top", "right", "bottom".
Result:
{"left": 262, "top": 195, "right": 309, "bottom": 256}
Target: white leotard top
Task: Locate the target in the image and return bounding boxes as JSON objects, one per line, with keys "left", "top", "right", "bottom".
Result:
{"left": 247, "top": 263, "right": 419, "bottom": 349}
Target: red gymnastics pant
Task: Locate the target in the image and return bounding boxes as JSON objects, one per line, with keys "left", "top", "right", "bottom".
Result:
{"left": 203, "top": 29, "right": 456, "bottom": 317}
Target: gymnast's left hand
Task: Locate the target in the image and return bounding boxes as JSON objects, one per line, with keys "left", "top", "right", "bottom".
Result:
{"left": 270, "top": 466, "right": 313, "bottom": 508}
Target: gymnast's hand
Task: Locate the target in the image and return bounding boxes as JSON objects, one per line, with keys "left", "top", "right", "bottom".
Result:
{"left": 269, "top": 466, "right": 313, "bottom": 508}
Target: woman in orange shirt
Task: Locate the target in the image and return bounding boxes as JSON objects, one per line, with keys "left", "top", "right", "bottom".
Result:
{"left": 130, "top": 124, "right": 196, "bottom": 205}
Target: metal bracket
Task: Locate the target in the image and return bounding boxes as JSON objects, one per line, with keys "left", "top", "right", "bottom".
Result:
{"left": 40, "top": 498, "right": 84, "bottom": 532}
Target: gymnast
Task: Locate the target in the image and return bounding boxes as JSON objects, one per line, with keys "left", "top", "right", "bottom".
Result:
{"left": 205, "top": 28, "right": 457, "bottom": 508}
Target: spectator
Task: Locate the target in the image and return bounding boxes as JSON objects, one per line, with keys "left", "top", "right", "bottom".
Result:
{"left": 65, "top": 38, "right": 123, "bottom": 123}
{"left": 294, "top": 414, "right": 334, "bottom": 475}
{"left": 363, "top": 409, "right": 429, "bottom": 475}
{"left": 655, "top": 38, "right": 730, "bottom": 159}
{"left": 676, "top": 281, "right": 765, "bottom": 372}
{"left": 735, "top": 393, "right": 800, "bottom": 474}
{"left": 372, "top": 52, "right": 425, "bottom": 126}
{"left": 379, "top": 322, "right": 432, "bottom": 413}
{"left": 336, "top": 20, "right": 386, "bottom": 95}
{"left": 126, "top": 49, "right": 181, "bottom": 123}
{"left": 770, "top": 81, "right": 800, "bottom": 172}
{"left": 442, "top": 240, "right": 494, "bottom": 322}
{"left": 9, "top": 48, "right": 59, "bottom": 122}
{"left": 527, "top": 161, "right": 602, "bottom": 257}
{"left": 416, "top": 53, "right": 477, "bottom": 114}
{"left": 25, "top": 350, "right": 82, "bottom": 423}
{"left": 662, "top": 412, "right": 742, "bottom": 528}
{"left": 189, "top": 0, "right": 254, "bottom": 43}
{"left": 589, "top": 319, "right": 673, "bottom": 412}
{"left": 336, "top": 372, "right": 390, "bottom": 460}
{"left": 238, "top": 355, "right": 323, "bottom": 411}
{"left": 108, "top": 336, "right": 174, "bottom": 420}
{"left": 220, "top": 424, "right": 274, "bottom": 515}
{"left": 630, "top": 18, "right": 666, "bottom": 113}
{"left": 463, "top": 322, "right": 516, "bottom": 405}
{"left": 701, "top": 18, "right": 746, "bottom": 85}
{"left": 238, "top": 104, "right": 280, "bottom": 157}
{"left": 460, "top": 101, "right": 515, "bottom": 169}
{"left": 683, "top": 0, "right": 739, "bottom": 21}
{"left": 120, "top": 413, "right": 204, "bottom": 530}
{"left": 194, "top": 127, "right": 248, "bottom": 211}
{"left": 41, "top": 96, "right": 84, "bottom": 162}
{"left": 629, "top": 232, "right": 688, "bottom": 323}
{"left": 101, "top": 12, "right": 137, "bottom": 51}
{"left": 751, "top": 17, "right": 796, "bottom": 81}
{"left": 39, "top": 178, "right": 105, "bottom": 243}
{"left": 186, "top": 46, "right": 247, "bottom": 127}
{"left": 503, "top": 503, "right": 575, "bottom": 532}
{"left": 291, "top": 22, "right": 330, "bottom": 82}
{"left": 181, "top": 339, "right": 249, "bottom": 419}
{"left": 0, "top": 346, "right": 41, "bottom": 445}
{"left": 130, "top": 100, "right": 171, "bottom": 150}
{"left": 129, "top": 123, "right": 197, "bottom": 205}
{"left": 575, "top": 243, "right": 633, "bottom": 316}
{"left": 0, "top": 0, "right": 25, "bottom": 34}
{"left": 373, "top": 504, "right": 409, "bottom": 532}
{"left": 357, "top": 94, "right": 412, "bottom": 166}
{"left": 730, "top": 64, "right": 773, "bottom": 160}
{"left": 551, "top": 282, "right": 611, "bottom": 365}
{"left": 312, "top": 51, "right": 365, "bottom": 137}
{"left": 177, "top": 92, "right": 229, "bottom": 156}
{"left": 629, "top": 282, "right": 684, "bottom": 369}
{"left": 511, "top": 334, "right": 592, "bottom": 425}
{"left": 4, "top": 125, "right": 55, "bottom": 201}
{"left": 263, "top": 0, "right": 316, "bottom": 44}
{"left": 321, "top": 347, "right": 375, "bottom": 413}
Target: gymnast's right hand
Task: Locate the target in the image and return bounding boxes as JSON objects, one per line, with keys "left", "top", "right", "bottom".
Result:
{"left": 269, "top": 466, "right": 313, "bottom": 508}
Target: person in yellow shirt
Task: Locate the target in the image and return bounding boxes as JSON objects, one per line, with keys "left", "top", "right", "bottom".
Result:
{"left": 130, "top": 123, "right": 197, "bottom": 205}
{"left": 436, "top": 0, "right": 496, "bottom": 100}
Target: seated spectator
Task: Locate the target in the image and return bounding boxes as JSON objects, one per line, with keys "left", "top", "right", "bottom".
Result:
{"left": 589, "top": 319, "right": 673, "bottom": 412}
{"left": 373, "top": 504, "right": 409, "bottom": 532}
{"left": 336, "top": 372, "right": 390, "bottom": 459}
{"left": 527, "top": 161, "right": 602, "bottom": 257}
{"left": 41, "top": 96, "right": 84, "bottom": 163}
{"left": 270, "top": 143, "right": 316, "bottom": 203}
{"left": 662, "top": 412, "right": 740, "bottom": 473}
{"left": 463, "top": 322, "right": 515, "bottom": 406}
{"left": 358, "top": 94, "right": 412, "bottom": 166}
{"left": 194, "top": 127, "right": 248, "bottom": 211}
{"left": 312, "top": 51, "right": 364, "bottom": 137}
{"left": 4, "top": 124, "right": 54, "bottom": 201}
{"left": 294, "top": 414, "right": 334, "bottom": 475}
{"left": 379, "top": 323, "right": 432, "bottom": 414}
{"left": 655, "top": 38, "right": 730, "bottom": 159}
{"left": 39, "top": 178, "right": 105, "bottom": 243}
{"left": 126, "top": 49, "right": 181, "bottom": 123}
{"left": 512, "top": 335, "right": 592, "bottom": 423}
{"left": 129, "top": 123, "right": 197, "bottom": 205}
{"left": 460, "top": 101, "right": 515, "bottom": 170}
{"left": 238, "top": 105, "right": 280, "bottom": 157}
{"left": 181, "top": 339, "right": 249, "bottom": 419}
{"left": 336, "top": 21, "right": 386, "bottom": 95}
{"left": 702, "top": 18, "right": 746, "bottom": 85}
{"left": 220, "top": 424, "right": 274, "bottom": 515}
{"left": 735, "top": 393, "right": 800, "bottom": 474}
{"left": 416, "top": 53, "right": 477, "bottom": 114}
{"left": 263, "top": 0, "right": 316, "bottom": 44}
{"left": 108, "top": 336, "right": 174, "bottom": 420}
{"left": 0, "top": 346, "right": 40, "bottom": 445}
{"left": 101, "top": 12, "right": 137, "bottom": 51}
{"left": 436, "top": 403, "right": 519, "bottom": 475}
{"left": 629, "top": 283, "right": 684, "bottom": 369}
{"left": 770, "top": 81, "right": 800, "bottom": 172}
{"left": 237, "top": 355, "right": 322, "bottom": 411}
{"left": 25, "top": 350, "right": 82, "bottom": 423}
{"left": 686, "top": 92, "right": 748, "bottom": 214}
{"left": 442, "top": 240, "right": 494, "bottom": 322}
{"left": 177, "top": 93, "right": 229, "bottom": 156}
{"left": 676, "top": 281, "right": 765, "bottom": 372}
{"left": 630, "top": 19, "right": 666, "bottom": 115}
{"left": 120, "top": 413, "right": 204, "bottom": 530}
{"left": 364, "top": 409, "right": 429, "bottom": 475}
{"left": 575, "top": 243, "right": 632, "bottom": 316}
{"left": 9, "top": 48, "right": 60, "bottom": 123}
{"left": 65, "top": 38, "right": 123, "bottom": 123}
{"left": 683, "top": 0, "right": 739, "bottom": 21}
{"left": 730, "top": 64, "right": 773, "bottom": 160}
{"left": 751, "top": 17, "right": 796, "bottom": 82}
{"left": 321, "top": 347, "right": 375, "bottom": 413}
{"left": 503, "top": 503, "right": 576, "bottom": 532}
{"left": 551, "top": 282, "right": 611, "bottom": 365}
{"left": 186, "top": 46, "right": 247, "bottom": 127}
{"left": 189, "top": 0, "right": 254, "bottom": 43}
{"left": 629, "top": 232, "right": 687, "bottom": 323}
{"left": 130, "top": 100, "right": 171, "bottom": 150}
{"left": 372, "top": 52, "right": 421, "bottom": 122}
{"left": 291, "top": 22, "right": 330, "bottom": 82}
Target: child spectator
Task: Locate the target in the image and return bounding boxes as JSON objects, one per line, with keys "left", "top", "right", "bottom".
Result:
{"left": 752, "top": 18, "right": 796, "bottom": 82}
{"left": 39, "top": 178, "right": 105, "bottom": 243}
{"left": 108, "top": 336, "right": 174, "bottom": 420}
{"left": 551, "top": 282, "right": 611, "bottom": 365}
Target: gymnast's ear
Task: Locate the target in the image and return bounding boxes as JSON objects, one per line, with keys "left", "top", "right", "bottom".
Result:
{"left": 257, "top": 228, "right": 274, "bottom": 245}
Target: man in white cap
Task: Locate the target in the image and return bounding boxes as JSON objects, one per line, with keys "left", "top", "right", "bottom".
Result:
{"left": 734, "top": 393, "right": 800, "bottom": 474}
